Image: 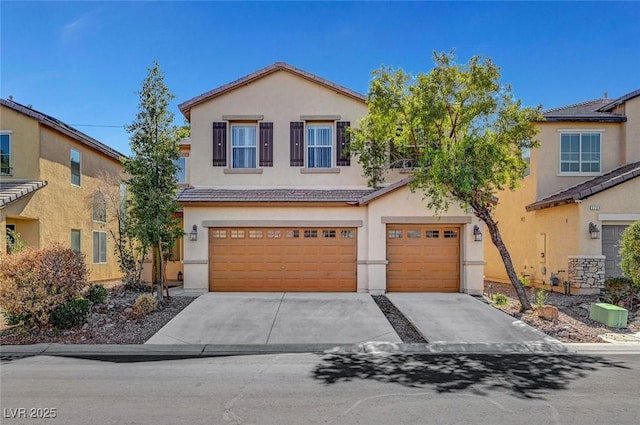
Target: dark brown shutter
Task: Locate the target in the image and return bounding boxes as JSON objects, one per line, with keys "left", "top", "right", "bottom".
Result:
{"left": 336, "top": 121, "right": 351, "bottom": 166}
{"left": 259, "top": 122, "right": 273, "bottom": 167}
{"left": 212, "top": 122, "right": 227, "bottom": 167}
{"left": 290, "top": 121, "right": 304, "bottom": 166}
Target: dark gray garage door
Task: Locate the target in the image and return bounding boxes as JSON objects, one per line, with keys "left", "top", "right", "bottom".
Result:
{"left": 602, "top": 225, "right": 628, "bottom": 279}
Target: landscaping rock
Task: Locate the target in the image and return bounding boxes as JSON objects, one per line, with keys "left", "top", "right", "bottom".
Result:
{"left": 536, "top": 305, "right": 559, "bottom": 320}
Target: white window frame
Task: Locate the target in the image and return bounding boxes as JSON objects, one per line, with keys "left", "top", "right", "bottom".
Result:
{"left": 0, "top": 131, "right": 12, "bottom": 175}
{"left": 71, "top": 229, "right": 81, "bottom": 252}
{"left": 307, "top": 124, "right": 333, "bottom": 168}
{"left": 71, "top": 148, "right": 82, "bottom": 186}
{"left": 558, "top": 131, "right": 602, "bottom": 176}
{"left": 92, "top": 231, "right": 107, "bottom": 264}
{"left": 231, "top": 124, "right": 257, "bottom": 169}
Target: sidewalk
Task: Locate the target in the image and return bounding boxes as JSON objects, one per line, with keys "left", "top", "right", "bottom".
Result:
{"left": 2, "top": 341, "right": 639, "bottom": 361}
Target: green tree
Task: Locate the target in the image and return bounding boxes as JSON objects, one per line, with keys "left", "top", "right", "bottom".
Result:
{"left": 620, "top": 221, "right": 640, "bottom": 286}
{"left": 123, "top": 61, "right": 183, "bottom": 300}
{"left": 350, "top": 51, "right": 543, "bottom": 310}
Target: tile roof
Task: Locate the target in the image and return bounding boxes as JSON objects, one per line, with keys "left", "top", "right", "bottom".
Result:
{"left": 543, "top": 98, "right": 626, "bottom": 122}
{"left": 178, "top": 62, "right": 366, "bottom": 120}
{"left": 177, "top": 187, "right": 378, "bottom": 204}
{"left": 0, "top": 180, "right": 48, "bottom": 208}
{"left": 1, "top": 98, "right": 126, "bottom": 162}
{"left": 598, "top": 89, "right": 640, "bottom": 112}
{"left": 526, "top": 161, "right": 640, "bottom": 211}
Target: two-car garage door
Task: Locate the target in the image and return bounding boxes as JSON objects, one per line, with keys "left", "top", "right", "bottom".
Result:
{"left": 209, "top": 227, "right": 357, "bottom": 292}
{"left": 208, "top": 224, "right": 462, "bottom": 292}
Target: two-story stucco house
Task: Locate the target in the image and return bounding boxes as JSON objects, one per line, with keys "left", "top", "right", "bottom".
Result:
{"left": 485, "top": 89, "right": 640, "bottom": 294}
{"left": 176, "top": 63, "right": 485, "bottom": 294}
{"left": 0, "top": 98, "right": 126, "bottom": 282}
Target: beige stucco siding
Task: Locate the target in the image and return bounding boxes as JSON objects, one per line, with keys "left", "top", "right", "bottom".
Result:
{"left": 0, "top": 106, "right": 40, "bottom": 179}
{"left": 189, "top": 70, "right": 369, "bottom": 188}
{"left": 535, "top": 122, "right": 623, "bottom": 199}
{"left": 622, "top": 96, "right": 640, "bottom": 163}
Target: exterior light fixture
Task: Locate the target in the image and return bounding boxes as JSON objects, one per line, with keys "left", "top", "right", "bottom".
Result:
{"left": 589, "top": 222, "right": 600, "bottom": 239}
{"left": 189, "top": 224, "right": 198, "bottom": 241}
{"left": 473, "top": 225, "right": 483, "bottom": 242}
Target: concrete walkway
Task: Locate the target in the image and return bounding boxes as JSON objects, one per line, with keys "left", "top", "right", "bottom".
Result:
{"left": 387, "top": 293, "right": 559, "bottom": 344}
{"left": 145, "top": 293, "right": 401, "bottom": 345}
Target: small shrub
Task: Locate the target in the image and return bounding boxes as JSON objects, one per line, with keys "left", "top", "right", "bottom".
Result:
{"left": 620, "top": 221, "right": 640, "bottom": 286}
{"left": 535, "top": 289, "right": 548, "bottom": 307}
{"left": 49, "top": 297, "right": 91, "bottom": 329}
{"left": 3, "top": 311, "right": 30, "bottom": 326}
{"left": 493, "top": 293, "right": 508, "bottom": 307}
{"left": 86, "top": 284, "right": 108, "bottom": 304}
{"left": 133, "top": 293, "right": 157, "bottom": 317}
{"left": 605, "top": 277, "right": 636, "bottom": 305}
{"left": 0, "top": 244, "right": 89, "bottom": 326}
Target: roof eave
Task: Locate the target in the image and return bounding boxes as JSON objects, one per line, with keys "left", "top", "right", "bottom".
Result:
{"left": 543, "top": 116, "right": 627, "bottom": 123}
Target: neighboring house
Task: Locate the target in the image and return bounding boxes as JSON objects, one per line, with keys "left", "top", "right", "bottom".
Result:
{"left": 0, "top": 98, "right": 126, "bottom": 282}
{"left": 485, "top": 90, "right": 640, "bottom": 294}
{"left": 176, "top": 63, "right": 485, "bottom": 294}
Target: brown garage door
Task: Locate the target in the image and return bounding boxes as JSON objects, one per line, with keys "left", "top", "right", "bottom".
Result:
{"left": 387, "top": 224, "right": 461, "bottom": 292}
{"left": 209, "top": 227, "right": 356, "bottom": 292}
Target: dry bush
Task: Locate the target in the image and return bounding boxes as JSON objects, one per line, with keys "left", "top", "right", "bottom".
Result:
{"left": 0, "top": 244, "right": 89, "bottom": 326}
{"left": 133, "top": 293, "right": 157, "bottom": 317}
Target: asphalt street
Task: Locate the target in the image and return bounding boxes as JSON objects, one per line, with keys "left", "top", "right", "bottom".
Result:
{"left": 1, "top": 352, "right": 638, "bottom": 425}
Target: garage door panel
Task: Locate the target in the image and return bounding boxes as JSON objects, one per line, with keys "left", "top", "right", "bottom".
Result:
{"left": 210, "top": 227, "right": 356, "bottom": 292}
{"left": 387, "top": 224, "right": 461, "bottom": 292}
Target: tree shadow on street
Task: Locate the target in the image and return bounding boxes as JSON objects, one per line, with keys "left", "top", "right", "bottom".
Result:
{"left": 312, "top": 353, "right": 629, "bottom": 399}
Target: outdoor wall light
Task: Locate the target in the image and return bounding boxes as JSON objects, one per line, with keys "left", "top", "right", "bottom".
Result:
{"left": 589, "top": 222, "right": 600, "bottom": 239}
{"left": 473, "top": 225, "right": 483, "bottom": 242}
{"left": 189, "top": 224, "right": 198, "bottom": 241}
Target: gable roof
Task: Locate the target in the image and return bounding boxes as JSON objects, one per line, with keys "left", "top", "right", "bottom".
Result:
{"left": 1, "top": 98, "right": 126, "bottom": 162}
{"left": 598, "top": 89, "right": 640, "bottom": 112}
{"left": 0, "top": 180, "right": 48, "bottom": 208}
{"left": 178, "top": 62, "right": 367, "bottom": 120}
{"left": 526, "top": 160, "right": 640, "bottom": 211}
{"left": 543, "top": 98, "right": 626, "bottom": 123}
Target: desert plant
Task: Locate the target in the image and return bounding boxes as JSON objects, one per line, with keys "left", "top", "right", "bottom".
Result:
{"left": 0, "top": 244, "right": 89, "bottom": 326}
{"left": 5, "top": 228, "right": 27, "bottom": 254}
{"left": 493, "top": 293, "right": 508, "bottom": 307}
{"left": 86, "top": 284, "right": 108, "bottom": 304}
{"left": 620, "top": 221, "right": 640, "bottom": 286}
{"left": 133, "top": 293, "right": 157, "bottom": 317}
{"left": 49, "top": 297, "right": 92, "bottom": 329}
{"left": 535, "top": 289, "right": 548, "bottom": 307}
{"left": 604, "top": 277, "right": 636, "bottom": 305}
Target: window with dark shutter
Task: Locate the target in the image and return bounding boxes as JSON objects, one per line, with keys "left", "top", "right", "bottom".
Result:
{"left": 336, "top": 121, "right": 351, "bottom": 166}
{"left": 290, "top": 121, "right": 304, "bottom": 166}
{"left": 212, "top": 122, "right": 227, "bottom": 167}
{"left": 259, "top": 122, "right": 274, "bottom": 167}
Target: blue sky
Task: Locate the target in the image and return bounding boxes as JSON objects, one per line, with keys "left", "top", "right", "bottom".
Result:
{"left": 2, "top": 1, "right": 639, "bottom": 156}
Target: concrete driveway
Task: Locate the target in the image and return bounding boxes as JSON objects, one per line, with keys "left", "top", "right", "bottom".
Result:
{"left": 146, "top": 293, "right": 401, "bottom": 345}
{"left": 386, "top": 293, "right": 559, "bottom": 344}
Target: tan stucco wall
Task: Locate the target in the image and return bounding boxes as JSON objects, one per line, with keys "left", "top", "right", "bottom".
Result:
{"left": 0, "top": 105, "right": 40, "bottom": 179}
{"left": 622, "top": 96, "right": 640, "bottom": 163}
{"left": 1, "top": 110, "right": 124, "bottom": 281}
{"left": 189, "top": 69, "right": 369, "bottom": 188}
{"left": 535, "top": 121, "right": 623, "bottom": 199}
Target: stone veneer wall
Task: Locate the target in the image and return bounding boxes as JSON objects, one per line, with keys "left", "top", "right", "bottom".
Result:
{"left": 567, "top": 255, "right": 606, "bottom": 292}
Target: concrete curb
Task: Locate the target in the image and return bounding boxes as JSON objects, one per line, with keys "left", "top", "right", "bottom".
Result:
{"left": 5, "top": 341, "right": 637, "bottom": 360}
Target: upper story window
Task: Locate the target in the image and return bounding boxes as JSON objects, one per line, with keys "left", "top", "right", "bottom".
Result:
{"left": 174, "top": 157, "right": 186, "bottom": 183}
{"left": 522, "top": 147, "right": 531, "bottom": 177}
{"left": 92, "top": 192, "right": 107, "bottom": 223}
{"left": 231, "top": 125, "right": 257, "bottom": 168}
{"left": 307, "top": 125, "right": 332, "bottom": 168}
{"left": 560, "top": 132, "right": 601, "bottom": 173}
{"left": 0, "top": 133, "right": 11, "bottom": 175}
{"left": 70, "top": 148, "right": 81, "bottom": 185}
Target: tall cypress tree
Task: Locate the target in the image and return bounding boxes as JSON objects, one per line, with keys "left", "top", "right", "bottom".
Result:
{"left": 124, "top": 61, "right": 182, "bottom": 299}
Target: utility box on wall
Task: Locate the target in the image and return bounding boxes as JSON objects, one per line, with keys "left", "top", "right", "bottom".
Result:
{"left": 589, "top": 303, "right": 628, "bottom": 328}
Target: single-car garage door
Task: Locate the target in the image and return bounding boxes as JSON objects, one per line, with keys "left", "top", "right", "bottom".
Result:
{"left": 387, "top": 224, "right": 461, "bottom": 292}
{"left": 602, "top": 225, "right": 628, "bottom": 279}
{"left": 209, "top": 227, "right": 357, "bottom": 292}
